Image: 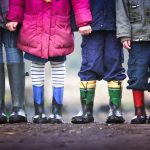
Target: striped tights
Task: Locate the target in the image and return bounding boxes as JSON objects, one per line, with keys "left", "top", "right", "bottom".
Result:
{"left": 30, "top": 61, "right": 66, "bottom": 87}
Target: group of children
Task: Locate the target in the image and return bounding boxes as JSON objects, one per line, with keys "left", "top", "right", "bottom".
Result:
{"left": 0, "top": 0, "right": 150, "bottom": 124}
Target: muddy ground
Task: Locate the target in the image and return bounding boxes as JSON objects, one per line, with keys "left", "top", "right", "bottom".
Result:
{"left": 0, "top": 123, "right": 150, "bottom": 150}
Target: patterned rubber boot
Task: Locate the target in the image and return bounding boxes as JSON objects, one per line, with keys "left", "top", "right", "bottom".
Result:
{"left": 71, "top": 81, "right": 96, "bottom": 124}
{"left": 131, "top": 90, "right": 147, "bottom": 124}
{"left": 0, "top": 63, "right": 7, "bottom": 124}
{"left": 7, "top": 63, "right": 27, "bottom": 123}
{"left": 106, "top": 81, "right": 125, "bottom": 124}
{"left": 32, "top": 86, "right": 47, "bottom": 123}
{"left": 48, "top": 87, "right": 64, "bottom": 124}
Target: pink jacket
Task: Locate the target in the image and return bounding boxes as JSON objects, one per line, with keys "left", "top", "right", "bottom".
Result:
{"left": 7, "top": 0, "right": 92, "bottom": 59}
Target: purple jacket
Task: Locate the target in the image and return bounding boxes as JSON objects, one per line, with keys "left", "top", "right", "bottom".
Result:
{"left": 7, "top": 0, "right": 92, "bottom": 59}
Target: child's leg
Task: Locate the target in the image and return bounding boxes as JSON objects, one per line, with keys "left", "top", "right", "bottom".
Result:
{"left": 131, "top": 90, "right": 147, "bottom": 124}
{"left": 104, "top": 31, "right": 126, "bottom": 123}
{"left": 133, "top": 90, "right": 145, "bottom": 115}
{"left": 127, "top": 42, "right": 150, "bottom": 124}
{"left": 72, "top": 31, "right": 104, "bottom": 124}
{"left": 48, "top": 61, "right": 66, "bottom": 124}
{"left": 31, "top": 61, "right": 47, "bottom": 123}
{"left": 3, "top": 29, "right": 27, "bottom": 123}
{"left": 0, "top": 30, "right": 7, "bottom": 123}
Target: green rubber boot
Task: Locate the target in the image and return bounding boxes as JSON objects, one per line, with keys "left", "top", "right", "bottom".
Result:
{"left": 106, "top": 81, "right": 125, "bottom": 124}
{"left": 71, "top": 81, "right": 96, "bottom": 124}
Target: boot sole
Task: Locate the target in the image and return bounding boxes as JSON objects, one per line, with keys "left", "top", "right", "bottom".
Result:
{"left": 71, "top": 116, "right": 94, "bottom": 124}
{"left": 106, "top": 116, "right": 125, "bottom": 124}
{"left": 106, "top": 119, "right": 125, "bottom": 124}
{"left": 48, "top": 118, "right": 64, "bottom": 124}
{"left": 33, "top": 118, "right": 47, "bottom": 124}
{"left": 9, "top": 116, "right": 27, "bottom": 123}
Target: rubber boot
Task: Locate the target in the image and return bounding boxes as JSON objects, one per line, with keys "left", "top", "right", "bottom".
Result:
{"left": 131, "top": 90, "right": 147, "bottom": 124}
{"left": 48, "top": 87, "right": 64, "bottom": 124}
{"left": 71, "top": 81, "right": 96, "bottom": 124}
{"left": 0, "top": 63, "right": 7, "bottom": 124}
{"left": 7, "top": 63, "right": 27, "bottom": 123}
{"left": 32, "top": 86, "right": 47, "bottom": 123}
{"left": 106, "top": 81, "right": 125, "bottom": 124}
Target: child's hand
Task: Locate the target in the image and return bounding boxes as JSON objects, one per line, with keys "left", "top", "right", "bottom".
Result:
{"left": 44, "top": 0, "right": 51, "bottom": 3}
{"left": 6, "top": 22, "right": 19, "bottom": 32}
{"left": 79, "top": 25, "right": 92, "bottom": 35}
{"left": 122, "top": 40, "right": 131, "bottom": 50}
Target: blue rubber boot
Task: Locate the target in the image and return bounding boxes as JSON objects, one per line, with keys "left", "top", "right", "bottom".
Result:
{"left": 48, "top": 87, "right": 64, "bottom": 124}
{"left": 32, "top": 86, "right": 47, "bottom": 123}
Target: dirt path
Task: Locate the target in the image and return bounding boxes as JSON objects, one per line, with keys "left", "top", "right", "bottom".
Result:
{"left": 0, "top": 123, "right": 150, "bottom": 150}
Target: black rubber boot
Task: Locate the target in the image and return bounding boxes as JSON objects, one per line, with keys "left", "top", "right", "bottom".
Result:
{"left": 9, "top": 107, "right": 27, "bottom": 123}
{"left": 33, "top": 102, "right": 47, "bottom": 124}
{"left": 0, "top": 63, "right": 7, "bottom": 124}
{"left": 106, "top": 104, "right": 125, "bottom": 124}
{"left": 32, "top": 86, "right": 47, "bottom": 124}
{"left": 147, "top": 116, "right": 150, "bottom": 124}
{"left": 71, "top": 81, "right": 95, "bottom": 124}
{"left": 48, "top": 98, "right": 64, "bottom": 124}
{"left": 131, "top": 115, "right": 147, "bottom": 124}
{"left": 71, "top": 100, "right": 94, "bottom": 124}
{"left": 7, "top": 63, "right": 27, "bottom": 123}
{"left": 131, "top": 107, "right": 147, "bottom": 124}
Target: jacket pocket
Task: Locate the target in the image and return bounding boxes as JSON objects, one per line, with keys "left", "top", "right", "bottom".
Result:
{"left": 145, "top": 8, "right": 150, "bottom": 23}
{"left": 18, "top": 14, "right": 38, "bottom": 49}
{"left": 128, "top": 0, "right": 143, "bottom": 23}
{"left": 54, "top": 16, "right": 74, "bottom": 49}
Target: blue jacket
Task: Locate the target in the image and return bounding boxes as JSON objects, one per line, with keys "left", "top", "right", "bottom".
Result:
{"left": 90, "top": 0, "right": 116, "bottom": 31}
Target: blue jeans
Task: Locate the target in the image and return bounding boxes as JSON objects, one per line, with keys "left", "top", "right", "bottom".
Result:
{"left": 127, "top": 42, "right": 150, "bottom": 91}
{"left": 0, "top": 28, "right": 23, "bottom": 63}
{"left": 79, "top": 30, "right": 126, "bottom": 81}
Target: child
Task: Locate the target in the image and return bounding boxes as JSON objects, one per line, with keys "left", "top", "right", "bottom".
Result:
{"left": 6, "top": 0, "right": 92, "bottom": 123}
{"left": 116, "top": 0, "right": 150, "bottom": 124}
{"left": 0, "top": 0, "right": 27, "bottom": 123}
{"left": 72, "top": 0, "right": 126, "bottom": 124}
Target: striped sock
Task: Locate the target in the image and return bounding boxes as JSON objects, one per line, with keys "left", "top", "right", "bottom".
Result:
{"left": 31, "top": 61, "right": 45, "bottom": 86}
{"left": 50, "top": 61, "right": 66, "bottom": 87}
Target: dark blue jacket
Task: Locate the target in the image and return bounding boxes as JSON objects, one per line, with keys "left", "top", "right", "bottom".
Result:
{"left": 0, "top": 0, "right": 9, "bottom": 28}
{"left": 90, "top": 0, "right": 116, "bottom": 31}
